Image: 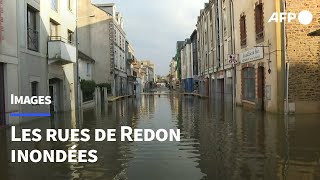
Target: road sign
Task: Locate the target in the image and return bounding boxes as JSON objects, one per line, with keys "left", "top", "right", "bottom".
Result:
{"left": 228, "top": 54, "right": 238, "bottom": 64}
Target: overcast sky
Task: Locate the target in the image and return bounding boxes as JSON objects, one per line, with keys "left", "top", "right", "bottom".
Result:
{"left": 92, "top": 0, "right": 208, "bottom": 75}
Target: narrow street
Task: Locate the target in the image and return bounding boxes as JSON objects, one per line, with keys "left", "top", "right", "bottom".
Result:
{"left": 1, "top": 89, "right": 320, "bottom": 179}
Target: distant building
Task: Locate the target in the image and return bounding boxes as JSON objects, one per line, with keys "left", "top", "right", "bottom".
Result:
{"left": 175, "top": 41, "right": 185, "bottom": 82}
{"left": 169, "top": 58, "right": 178, "bottom": 89}
{"left": 78, "top": 1, "right": 129, "bottom": 97}
{"left": 180, "top": 39, "right": 193, "bottom": 93}
{"left": 133, "top": 60, "right": 156, "bottom": 92}
{"left": 126, "top": 41, "right": 137, "bottom": 96}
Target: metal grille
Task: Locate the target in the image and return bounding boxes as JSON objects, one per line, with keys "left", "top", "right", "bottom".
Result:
{"left": 27, "top": 28, "right": 39, "bottom": 52}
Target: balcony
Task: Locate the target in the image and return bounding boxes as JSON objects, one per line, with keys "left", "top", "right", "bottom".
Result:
{"left": 48, "top": 36, "right": 76, "bottom": 65}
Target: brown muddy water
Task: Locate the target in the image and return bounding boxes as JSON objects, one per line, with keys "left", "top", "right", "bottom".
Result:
{"left": 1, "top": 94, "right": 320, "bottom": 180}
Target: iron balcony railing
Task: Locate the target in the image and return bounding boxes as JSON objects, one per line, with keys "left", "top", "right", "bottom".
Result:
{"left": 27, "top": 28, "right": 39, "bottom": 52}
{"left": 49, "top": 36, "right": 74, "bottom": 45}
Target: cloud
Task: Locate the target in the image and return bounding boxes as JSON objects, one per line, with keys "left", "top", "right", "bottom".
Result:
{"left": 92, "top": 0, "right": 208, "bottom": 75}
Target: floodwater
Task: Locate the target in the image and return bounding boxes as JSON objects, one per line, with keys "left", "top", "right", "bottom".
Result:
{"left": 1, "top": 92, "right": 320, "bottom": 180}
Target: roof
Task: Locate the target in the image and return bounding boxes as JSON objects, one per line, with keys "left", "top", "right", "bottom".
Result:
{"left": 78, "top": 51, "right": 95, "bottom": 63}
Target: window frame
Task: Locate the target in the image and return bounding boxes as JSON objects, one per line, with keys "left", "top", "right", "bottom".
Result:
{"left": 255, "top": 3, "right": 264, "bottom": 41}
{"left": 68, "top": 0, "right": 73, "bottom": 12}
{"left": 243, "top": 67, "right": 256, "bottom": 102}
{"left": 50, "top": 20, "right": 59, "bottom": 37}
{"left": 51, "top": 0, "right": 58, "bottom": 12}
{"left": 31, "top": 81, "right": 39, "bottom": 97}
{"left": 68, "top": 30, "right": 74, "bottom": 44}
{"left": 27, "top": 6, "right": 39, "bottom": 52}
{"left": 240, "top": 14, "right": 247, "bottom": 48}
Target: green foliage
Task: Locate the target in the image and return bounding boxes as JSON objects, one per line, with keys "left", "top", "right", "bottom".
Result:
{"left": 80, "top": 80, "right": 96, "bottom": 101}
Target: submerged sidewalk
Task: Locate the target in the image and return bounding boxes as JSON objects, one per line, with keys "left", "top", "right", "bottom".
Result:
{"left": 108, "top": 95, "right": 135, "bottom": 102}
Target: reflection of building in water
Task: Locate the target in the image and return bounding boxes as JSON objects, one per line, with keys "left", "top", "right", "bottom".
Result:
{"left": 138, "top": 95, "right": 156, "bottom": 119}
{"left": 169, "top": 94, "right": 179, "bottom": 117}
{"left": 277, "top": 116, "right": 320, "bottom": 180}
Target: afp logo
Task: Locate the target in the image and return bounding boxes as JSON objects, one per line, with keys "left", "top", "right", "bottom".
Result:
{"left": 268, "top": 10, "right": 313, "bottom": 25}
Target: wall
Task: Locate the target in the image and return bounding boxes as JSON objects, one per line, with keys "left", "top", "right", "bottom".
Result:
{"left": 234, "top": 0, "right": 280, "bottom": 112}
{"left": 78, "top": 0, "right": 112, "bottom": 85}
{"left": 286, "top": 0, "right": 320, "bottom": 113}
{"left": 0, "top": 0, "right": 19, "bottom": 124}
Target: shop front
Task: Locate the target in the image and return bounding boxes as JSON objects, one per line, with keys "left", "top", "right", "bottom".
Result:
{"left": 238, "top": 47, "right": 266, "bottom": 111}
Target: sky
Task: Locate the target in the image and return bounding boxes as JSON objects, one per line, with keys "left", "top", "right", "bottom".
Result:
{"left": 92, "top": 0, "right": 208, "bottom": 76}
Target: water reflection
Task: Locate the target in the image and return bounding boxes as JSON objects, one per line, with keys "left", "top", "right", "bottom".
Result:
{"left": 0, "top": 94, "right": 320, "bottom": 179}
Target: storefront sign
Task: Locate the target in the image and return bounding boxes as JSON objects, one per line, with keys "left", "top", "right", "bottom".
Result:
{"left": 240, "top": 47, "right": 264, "bottom": 63}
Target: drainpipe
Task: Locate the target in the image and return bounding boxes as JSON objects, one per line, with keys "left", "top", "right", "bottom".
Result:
{"left": 230, "top": 0, "right": 236, "bottom": 108}
{"left": 207, "top": 10, "right": 210, "bottom": 96}
{"left": 282, "top": 0, "right": 289, "bottom": 115}
{"left": 76, "top": 0, "right": 80, "bottom": 110}
{"left": 275, "top": 0, "right": 286, "bottom": 113}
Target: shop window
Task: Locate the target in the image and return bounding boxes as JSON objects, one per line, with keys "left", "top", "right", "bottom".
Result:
{"left": 243, "top": 67, "right": 255, "bottom": 101}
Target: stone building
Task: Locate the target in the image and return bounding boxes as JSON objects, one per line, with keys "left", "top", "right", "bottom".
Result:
{"left": 233, "top": 0, "right": 280, "bottom": 112}
{"left": 233, "top": 0, "right": 320, "bottom": 113}
{"left": 78, "top": 1, "right": 129, "bottom": 97}
{"left": 196, "top": 3, "right": 212, "bottom": 96}
{"left": 195, "top": 0, "right": 235, "bottom": 99}
{"left": 285, "top": 0, "right": 320, "bottom": 113}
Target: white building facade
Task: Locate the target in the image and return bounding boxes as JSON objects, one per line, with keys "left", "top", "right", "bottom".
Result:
{"left": 1, "top": 0, "right": 77, "bottom": 125}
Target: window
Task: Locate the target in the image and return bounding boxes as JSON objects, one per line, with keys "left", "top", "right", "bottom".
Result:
{"left": 240, "top": 15, "right": 247, "bottom": 47}
{"left": 50, "top": 21, "right": 59, "bottom": 37}
{"left": 86, "top": 63, "right": 91, "bottom": 76}
{"left": 255, "top": 3, "right": 264, "bottom": 41}
{"left": 68, "top": 0, "right": 73, "bottom": 11}
{"left": 31, "top": 81, "right": 38, "bottom": 97}
{"left": 243, "top": 67, "right": 255, "bottom": 101}
{"left": 68, "top": 30, "right": 74, "bottom": 44}
{"left": 27, "top": 7, "right": 39, "bottom": 51}
{"left": 51, "top": 0, "right": 58, "bottom": 11}
{"left": 223, "top": 1, "right": 227, "bottom": 32}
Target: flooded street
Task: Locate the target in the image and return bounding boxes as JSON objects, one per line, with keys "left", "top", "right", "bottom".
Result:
{"left": 1, "top": 92, "right": 320, "bottom": 180}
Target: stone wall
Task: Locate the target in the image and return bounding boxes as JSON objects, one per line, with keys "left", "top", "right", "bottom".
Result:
{"left": 286, "top": 0, "right": 320, "bottom": 102}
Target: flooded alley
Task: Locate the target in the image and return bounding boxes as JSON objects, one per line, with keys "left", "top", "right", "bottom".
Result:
{"left": 1, "top": 93, "right": 320, "bottom": 180}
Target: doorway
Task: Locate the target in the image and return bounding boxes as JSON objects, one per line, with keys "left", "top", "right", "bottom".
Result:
{"left": 0, "top": 63, "right": 5, "bottom": 126}
{"left": 258, "top": 67, "right": 265, "bottom": 110}
{"left": 49, "top": 78, "right": 62, "bottom": 112}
